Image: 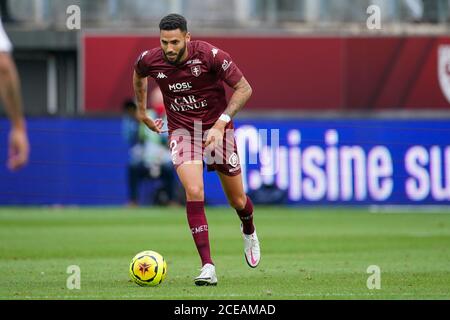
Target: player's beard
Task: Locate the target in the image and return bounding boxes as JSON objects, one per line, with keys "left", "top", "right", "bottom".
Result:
{"left": 164, "top": 45, "right": 187, "bottom": 66}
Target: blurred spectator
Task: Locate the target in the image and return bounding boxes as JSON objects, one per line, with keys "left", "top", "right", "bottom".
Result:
{"left": 400, "top": 0, "right": 443, "bottom": 23}
{"left": 373, "top": 0, "right": 445, "bottom": 23}
{"left": 0, "top": 0, "right": 15, "bottom": 23}
{"left": 404, "top": 0, "right": 424, "bottom": 22}
{"left": 122, "top": 92, "right": 178, "bottom": 207}
{"left": 371, "top": 0, "right": 423, "bottom": 22}
{"left": 248, "top": 182, "right": 288, "bottom": 205}
{"left": 422, "top": 0, "right": 444, "bottom": 23}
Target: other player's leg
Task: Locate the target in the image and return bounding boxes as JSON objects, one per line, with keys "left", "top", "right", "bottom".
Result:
{"left": 217, "top": 171, "right": 261, "bottom": 268}
{"left": 176, "top": 161, "right": 217, "bottom": 286}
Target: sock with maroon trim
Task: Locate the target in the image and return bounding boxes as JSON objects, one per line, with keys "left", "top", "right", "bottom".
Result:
{"left": 186, "top": 201, "right": 213, "bottom": 266}
{"left": 236, "top": 196, "right": 255, "bottom": 235}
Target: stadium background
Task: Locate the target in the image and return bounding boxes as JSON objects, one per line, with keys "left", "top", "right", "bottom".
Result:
{"left": 1, "top": 0, "right": 449, "bottom": 207}
{"left": 0, "top": 0, "right": 450, "bottom": 302}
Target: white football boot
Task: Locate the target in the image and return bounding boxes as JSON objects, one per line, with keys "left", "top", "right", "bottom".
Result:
{"left": 194, "top": 263, "right": 218, "bottom": 286}
{"left": 241, "top": 225, "right": 261, "bottom": 268}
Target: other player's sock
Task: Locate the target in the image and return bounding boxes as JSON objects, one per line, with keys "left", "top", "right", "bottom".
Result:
{"left": 236, "top": 196, "right": 255, "bottom": 235}
{"left": 186, "top": 201, "right": 214, "bottom": 266}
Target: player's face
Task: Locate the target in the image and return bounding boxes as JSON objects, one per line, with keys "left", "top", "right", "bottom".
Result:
{"left": 160, "top": 29, "right": 191, "bottom": 65}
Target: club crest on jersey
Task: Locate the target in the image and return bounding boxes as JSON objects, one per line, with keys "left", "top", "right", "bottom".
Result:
{"left": 191, "top": 65, "right": 202, "bottom": 77}
{"left": 229, "top": 152, "right": 239, "bottom": 168}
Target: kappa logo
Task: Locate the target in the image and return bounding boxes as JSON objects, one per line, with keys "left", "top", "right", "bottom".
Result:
{"left": 222, "top": 60, "right": 232, "bottom": 71}
{"left": 212, "top": 48, "right": 219, "bottom": 58}
{"left": 157, "top": 72, "right": 167, "bottom": 79}
{"left": 191, "top": 65, "right": 202, "bottom": 77}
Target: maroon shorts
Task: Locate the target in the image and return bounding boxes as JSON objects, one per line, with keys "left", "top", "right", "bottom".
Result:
{"left": 168, "top": 129, "right": 241, "bottom": 177}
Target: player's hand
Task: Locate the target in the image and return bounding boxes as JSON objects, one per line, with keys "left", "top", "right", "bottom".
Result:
{"left": 205, "top": 122, "right": 226, "bottom": 150}
{"left": 138, "top": 113, "right": 167, "bottom": 134}
{"left": 7, "top": 126, "right": 29, "bottom": 171}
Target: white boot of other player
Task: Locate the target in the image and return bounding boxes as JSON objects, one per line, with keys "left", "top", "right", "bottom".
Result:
{"left": 194, "top": 263, "right": 218, "bottom": 286}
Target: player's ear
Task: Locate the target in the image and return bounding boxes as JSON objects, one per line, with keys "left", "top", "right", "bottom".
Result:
{"left": 185, "top": 32, "right": 191, "bottom": 42}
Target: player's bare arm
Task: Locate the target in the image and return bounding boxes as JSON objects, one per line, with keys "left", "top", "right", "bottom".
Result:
{"left": 0, "top": 52, "right": 29, "bottom": 171}
{"left": 133, "top": 70, "right": 164, "bottom": 134}
{"left": 223, "top": 76, "right": 253, "bottom": 119}
{"left": 205, "top": 76, "right": 252, "bottom": 148}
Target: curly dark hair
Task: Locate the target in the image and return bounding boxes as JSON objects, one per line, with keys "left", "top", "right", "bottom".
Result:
{"left": 159, "top": 14, "right": 188, "bottom": 32}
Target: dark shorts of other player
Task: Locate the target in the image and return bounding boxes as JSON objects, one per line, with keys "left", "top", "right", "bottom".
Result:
{"left": 169, "top": 130, "right": 241, "bottom": 177}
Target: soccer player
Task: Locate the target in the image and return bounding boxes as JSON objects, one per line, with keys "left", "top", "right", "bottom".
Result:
{"left": 0, "top": 17, "right": 29, "bottom": 171}
{"left": 133, "top": 13, "right": 260, "bottom": 286}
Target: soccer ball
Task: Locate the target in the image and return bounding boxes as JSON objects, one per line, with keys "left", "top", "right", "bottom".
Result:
{"left": 129, "top": 250, "right": 167, "bottom": 286}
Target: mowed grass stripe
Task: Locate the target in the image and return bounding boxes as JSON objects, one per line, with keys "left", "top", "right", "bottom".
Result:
{"left": 0, "top": 207, "right": 449, "bottom": 300}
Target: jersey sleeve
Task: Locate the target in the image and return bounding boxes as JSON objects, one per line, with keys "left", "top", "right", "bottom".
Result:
{"left": 134, "top": 50, "right": 151, "bottom": 77}
{"left": 209, "top": 46, "right": 243, "bottom": 88}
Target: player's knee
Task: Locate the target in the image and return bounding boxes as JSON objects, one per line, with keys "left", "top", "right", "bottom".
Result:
{"left": 229, "top": 195, "right": 247, "bottom": 211}
{"left": 0, "top": 54, "right": 12, "bottom": 75}
{"left": 185, "top": 185, "right": 204, "bottom": 201}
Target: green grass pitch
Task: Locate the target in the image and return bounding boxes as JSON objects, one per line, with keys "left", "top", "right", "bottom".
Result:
{"left": 0, "top": 207, "right": 449, "bottom": 300}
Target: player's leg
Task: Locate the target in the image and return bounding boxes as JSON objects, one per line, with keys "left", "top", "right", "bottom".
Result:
{"left": 176, "top": 161, "right": 217, "bottom": 285}
{"left": 217, "top": 171, "right": 254, "bottom": 232}
{"left": 217, "top": 171, "right": 261, "bottom": 268}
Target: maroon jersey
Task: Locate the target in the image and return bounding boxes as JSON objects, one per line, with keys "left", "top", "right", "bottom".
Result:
{"left": 134, "top": 40, "right": 243, "bottom": 133}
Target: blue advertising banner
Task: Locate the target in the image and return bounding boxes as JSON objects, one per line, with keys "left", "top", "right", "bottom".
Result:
{"left": 0, "top": 118, "right": 128, "bottom": 205}
{"left": 207, "top": 119, "right": 450, "bottom": 205}
{"left": 0, "top": 118, "right": 449, "bottom": 206}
